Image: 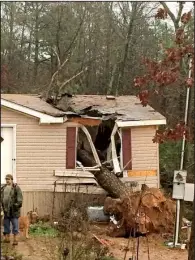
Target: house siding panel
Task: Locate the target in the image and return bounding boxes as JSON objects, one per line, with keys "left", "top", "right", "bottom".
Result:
{"left": 131, "top": 126, "right": 158, "bottom": 170}
{"left": 1, "top": 107, "right": 160, "bottom": 215}
{"left": 1, "top": 107, "right": 68, "bottom": 191}
{"left": 130, "top": 126, "right": 159, "bottom": 188}
{"left": 1, "top": 107, "right": 99, "bottom": 194}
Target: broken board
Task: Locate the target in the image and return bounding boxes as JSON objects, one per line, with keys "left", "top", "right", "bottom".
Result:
{"left": 126, "top": 170, "right": 157, "bottom": 177}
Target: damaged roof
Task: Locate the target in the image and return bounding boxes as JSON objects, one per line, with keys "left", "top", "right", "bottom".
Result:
{"left": 57, "top": 95, "right": 166, "bottom": 121}
{"left": 1, "top": 94, "right": 166, "bottom": 122}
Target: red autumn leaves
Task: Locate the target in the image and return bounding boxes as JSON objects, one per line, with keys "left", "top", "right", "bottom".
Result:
{"left": 134, "top": 7, "right": 194, "bottom": 107}
{"left": 155, "top": 8, "right": 167, "bottom": 20}
{"left": 181, "top": 11, "right": 192, "bottom": 24}
{"left": 152, "top": 122, "right": 191, "bottom": 143}
{"left": 134, "top": 6, "right": 194, "bottom": 143}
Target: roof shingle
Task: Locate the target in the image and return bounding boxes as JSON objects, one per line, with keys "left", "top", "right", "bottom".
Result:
{"left": 2, "top": 94, "right": 165, "bottom": 121}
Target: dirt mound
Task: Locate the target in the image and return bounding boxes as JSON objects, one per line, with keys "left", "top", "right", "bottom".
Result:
{"left": 104, "top": 186, "right": 176, "bottom": 237}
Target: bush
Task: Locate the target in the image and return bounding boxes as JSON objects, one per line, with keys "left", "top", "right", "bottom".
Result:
{"left": 29, "top": 222, "right": 58, "bottom": 237}
{"left": 159, "top": 141, "right": 194, "bottom": 190}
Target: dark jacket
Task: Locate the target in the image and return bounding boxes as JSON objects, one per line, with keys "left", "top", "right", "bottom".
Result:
{"left": 1, "top": 184, "right": 23, "bottom": 218}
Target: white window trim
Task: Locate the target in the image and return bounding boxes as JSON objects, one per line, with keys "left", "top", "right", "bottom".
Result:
{"left": 1, "top": 124, "right": 17, "bottom": 183}
{"left": 1, "top": 99, "right": 65, "bottom": 124}
{"left": 119, "top": 128, "right": 123, "bottom": 170}
{"left": 116, "top": 119, "right": 166, "bottom": 128}
{"left": 111, "top": 123, "right": 121, "bottom": 174}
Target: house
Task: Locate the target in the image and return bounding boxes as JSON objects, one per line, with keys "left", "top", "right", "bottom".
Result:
{"left": 1, "top": 94, "right": 166, "bottom": 216}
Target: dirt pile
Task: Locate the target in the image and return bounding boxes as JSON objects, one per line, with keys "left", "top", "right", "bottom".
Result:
{"left": 104, "top": 185, "right": 176, "bottom": 237}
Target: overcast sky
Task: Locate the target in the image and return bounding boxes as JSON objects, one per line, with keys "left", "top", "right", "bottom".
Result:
{"left": 165, "top": 1, "right": 194, "bottom": 15}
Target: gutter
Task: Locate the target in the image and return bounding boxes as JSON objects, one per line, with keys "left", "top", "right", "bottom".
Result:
{"left": 116, "top": 119, "right": 166, "bottom": 127}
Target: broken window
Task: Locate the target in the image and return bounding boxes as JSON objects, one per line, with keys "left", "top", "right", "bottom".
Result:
{"left": 76, "top": 121, "right": 115, "bottom": 165}
{"left": 66, "top": 120, "right": 130, "bottom": 176}
{"left": 115, "top": 130, "right": 121, "bottom": 158}
{"left": 94, "top": 121, "right": 113, "bottom": 162}
{"left": 76, "top": 120, "right": 123, "bottom": 175}
{"left": 66, "top": 125, "right": 101, "bottom": 171}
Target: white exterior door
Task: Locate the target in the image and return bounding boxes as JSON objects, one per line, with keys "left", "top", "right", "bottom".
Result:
{"left": 1, "top": 127, "right": 14, "bottom": 184}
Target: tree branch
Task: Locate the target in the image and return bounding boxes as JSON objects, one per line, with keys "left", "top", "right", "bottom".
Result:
{"left": 46, "top": 58, "right": 69, "bottom": 98}
{"left": 59, "top": 68, "right": 87, "bottom": 92}
{"left": 52, "top": 47, "right": 61, "bottom": 68}
{"left": 63, "top": 7, "right": 86, "bottom": 58}
{"left": 160, "top": 2, "right": 178, "bottom": 30}
{"left": 176, "top": 2, "right": 184, "bottom": 25}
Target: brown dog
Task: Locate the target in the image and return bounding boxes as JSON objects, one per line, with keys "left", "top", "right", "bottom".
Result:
{"left": 19, "top": 209, "right": 39, "bottom": 238}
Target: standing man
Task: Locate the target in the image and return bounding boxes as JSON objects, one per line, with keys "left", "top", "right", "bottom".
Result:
{"left": 1, "top": 174, "right": 23, "bottom": 245}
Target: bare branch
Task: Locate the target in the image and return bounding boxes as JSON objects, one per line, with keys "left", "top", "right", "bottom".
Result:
{"left": 159, "top": 2, "right": 178, "bottom": 30}
{"left": 63, "top": 7, "right": 86, "bottom": 57}
{"left": 176, "top": 2, "right": 184, "bottom": 24}
{"left": 52, "top": 47, "right": 61, "bottom": 68}
{"left": 107, "top": 64, "right": 117, "bottom": 95}
{"left": 59, "top": 68, "right": 87, "bottom": 92}
{"left": 118, "top": 2, "right": 128, "bottom": 24}
{"left": 46, "top": 58, "right": 69, "bottom": 98}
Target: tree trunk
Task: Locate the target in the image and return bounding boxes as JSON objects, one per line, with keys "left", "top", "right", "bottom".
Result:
{"left": 7, "top": 3, "right": 15, "bottom": 93}
{"left": 119, "top": 2, "right": 138, "bottom": 92}
{"left": 107, "top": 64, "right": 117, "bottom": 95}
{"left": 8, "top": 3, "right": 14, "bottom": 64}
{"left": 160, "top": 2, "right": 184, "bottom": 32}
{"left": 188, "top": 203, "right": 194, "bottom": 260}
{"left": 20, "top": 3, "right": 27, "bottom": 51}
{"left": 77, "top": 149, "right": 130, "bottom": 198}
{"left": 104, "top": 2, "right": 113, "bottom": 88}
{"left": 77, "top": 147, "right": 175, "bottom": 236}
{"left": 56, "top": 4, "right": 62, "bottom": 63}
{"left": 33, "top": 2, "right": 39, "bottom": 85}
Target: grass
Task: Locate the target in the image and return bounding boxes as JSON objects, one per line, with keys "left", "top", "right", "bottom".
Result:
{"left": 29, "top": 222, "right": 58, "bottom": 237}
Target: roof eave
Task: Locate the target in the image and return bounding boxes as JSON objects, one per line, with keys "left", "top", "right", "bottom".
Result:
{"left": 116, "top": 119, "right": 166, "bottom": 127}
{"left": 1, "top": 99, "right": 65, "bottom": 124}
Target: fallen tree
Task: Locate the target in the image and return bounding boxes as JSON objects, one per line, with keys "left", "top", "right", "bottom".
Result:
{"left": 77, "top": 148, "right": 176, "bottom": 237}
{"left": 43, "top": 16, "right": 177, "bottom": 238}
{"left": 44, "top": 48, "right": 177, "bottom": 238}
{"left": 77, "top": 148, "right": 130, "bottom": 198}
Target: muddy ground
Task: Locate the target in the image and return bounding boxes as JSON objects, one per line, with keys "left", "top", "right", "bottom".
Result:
{"left": 15, "top": 235, "right": 187, "bottom": 260}
{"left": 2, "top": 225, "right": 188, "bottom": 260}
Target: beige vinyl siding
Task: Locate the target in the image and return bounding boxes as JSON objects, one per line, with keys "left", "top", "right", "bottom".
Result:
{"left": 1, "top": 107, "right": 159, "bottom": 194}
{"left": 131, "top": 126, "right": 158, "bottom": 170}
{"left": 1, "top": 107, "right": 68, "bottom": 191}
{"left": 130, "top": 126, "right": 159, "bottom": 188}
{"left": 1, "top": 107, "right": 101, "bottom": 192}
